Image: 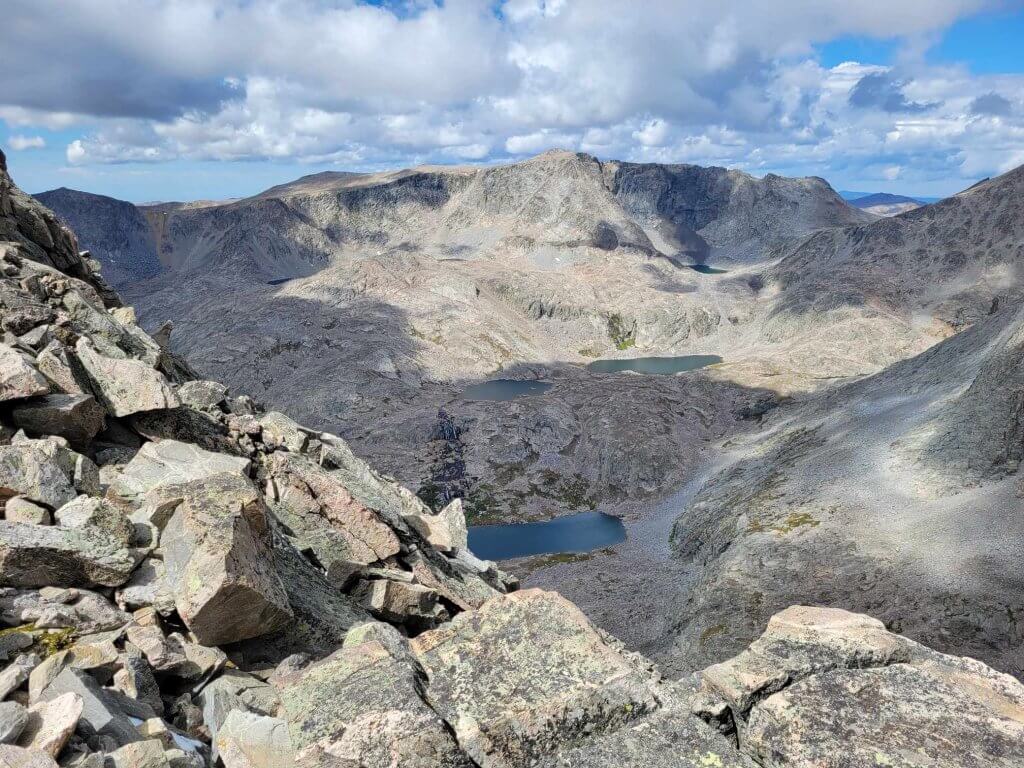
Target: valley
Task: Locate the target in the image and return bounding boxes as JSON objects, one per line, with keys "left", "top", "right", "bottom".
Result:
{"left": 36, "top": 151, "right": 1024, "bottom": 678}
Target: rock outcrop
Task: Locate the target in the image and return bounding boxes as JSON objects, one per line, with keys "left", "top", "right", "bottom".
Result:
{"left": 2, "top": 148, "right": 1021, "bottom": 766}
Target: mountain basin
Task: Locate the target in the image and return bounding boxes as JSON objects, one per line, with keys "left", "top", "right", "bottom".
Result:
{"left": 461, "top": 379, "right": 553, "bottom": 401}
{"left": 586, "top": 354, "right": 723, "bottom": 375}
{"left": 467, "top": 510, "right": 626, "bottom": 560}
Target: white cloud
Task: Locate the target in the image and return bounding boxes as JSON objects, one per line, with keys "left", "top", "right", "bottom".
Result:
{"left": 1, "top": 0, "right": 1020, "bottom": 191}
{"left": 8, "top": 134, "right": 45, "bottom": 150}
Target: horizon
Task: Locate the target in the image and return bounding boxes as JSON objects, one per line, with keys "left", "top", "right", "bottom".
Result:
{"left": 3, "top": 1, "right": 1024, "bottom": 202}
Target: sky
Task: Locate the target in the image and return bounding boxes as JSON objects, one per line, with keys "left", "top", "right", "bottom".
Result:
{"left": 2, "top": 0, "right": 1023, "bottom": 202}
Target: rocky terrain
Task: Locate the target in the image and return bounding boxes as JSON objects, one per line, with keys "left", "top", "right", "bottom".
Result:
{"left": 3, "top": 146, "right": 1024, "bottom": 767}
{"left": 38, "top": 152, "right": 873, "bottom": 522}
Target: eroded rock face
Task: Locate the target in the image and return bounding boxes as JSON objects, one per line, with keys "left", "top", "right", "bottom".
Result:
{"left": 74, "top": 339, "right": 178, "bottom": 417}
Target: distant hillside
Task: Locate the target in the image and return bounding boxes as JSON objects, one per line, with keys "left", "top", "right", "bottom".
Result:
{"left": 33, "top": 187, "right": 163, "bottom": 286}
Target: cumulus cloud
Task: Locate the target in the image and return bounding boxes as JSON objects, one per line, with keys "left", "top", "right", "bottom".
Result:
{"left": 8, "top": 135, "right": 46, "bottom": 151}
{"left": 1, "top": 0, "right": 1021, "bottom": 189}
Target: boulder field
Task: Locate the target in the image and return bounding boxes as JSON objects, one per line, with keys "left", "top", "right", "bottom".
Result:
{"left": 1, "top": 147, "right": 1022, "bottom": 766}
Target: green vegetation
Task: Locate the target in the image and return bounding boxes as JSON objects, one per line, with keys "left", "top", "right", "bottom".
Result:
{"left": 699, "top": 623, "right": 727, "bottom": 647}
{"left": 577, "top": 346, "right": 602, "bottom": 358}
{"left": 747, "top": 510, "right": 820, "bottom": 536}
{"left": 606, "top": 313, "right": 636, "bottom": 350}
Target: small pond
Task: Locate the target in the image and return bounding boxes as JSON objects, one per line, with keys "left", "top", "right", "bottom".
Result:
{"left": 461, "top": 379, "right": 553, "bottom": 401}
{"left": 267, "top": 276, "right": 296, "bottom": 286}
{"left": 467, "top": 510, "right": 626, "bottom": 560}
{"left": 586, "top": 354, "right": 723, "bottom": 375}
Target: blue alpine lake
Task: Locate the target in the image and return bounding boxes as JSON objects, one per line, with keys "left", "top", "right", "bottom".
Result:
{"left": 687, "top": 264, "right": 728, "bottom": 274}
{"left": 467, "top": 510, "right": 626, "bottom": 560}
{"left": 461, "top": 379, "right": 553, "bottom": 401}
{"left": 586, "top": 354, "right": 723, "bottom": 375}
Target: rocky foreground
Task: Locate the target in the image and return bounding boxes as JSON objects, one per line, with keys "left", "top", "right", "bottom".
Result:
{"left": 2, "top": 147, "right": 1023, "bottom": 767}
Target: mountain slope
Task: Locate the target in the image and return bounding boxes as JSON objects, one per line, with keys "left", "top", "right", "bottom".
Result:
{"left": 34, "top": 187, "right": 162, "bottom": 286}
{"left": 847, "top": 192, "right": 924, "bottom": 216}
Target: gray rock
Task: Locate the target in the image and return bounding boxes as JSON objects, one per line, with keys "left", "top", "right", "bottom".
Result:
{"left": 74, "top": 339, "right": 178, "bottom": 417}
{"left": 10, "top": 395, "right": 106, "bottom": 449}
{"left": 111, "top": 440, "right": 249, "bottom": 502}
{"left": 410, "top": 589, "right": 661, "bottom": 767}
{"left": 115, "top": 559, "right": 171, "bottom": 613}
{"left": 214, "top": 711, "right": 293, "bottom": 768}
{"left": 0, "top": 744, "right": 59, "bottom": 767}
{"left": 0, "top": 440, "right": 78, "bottom": 510}
{"left": 111, "top": 646, "right": 162, "bottom": 717}
{"left": 0, "top": 516, "right": 135, "bottom": 588}
{"left": 37, "top": 668, "right": 139, "bottom": 748}
{"left": 17, "top": 691, "right": 83, "bottom": 757}
{"left": 196, "top": 668, "right": 279, "bottom": 740}
{"left": 175, "top": 380, "right": 227, "bottom": 410}
{"left": 160, "top": 474, "right": 291, "bottom": 645}
{"left": 0, "top": 702, "right": 27, "bottom": 744}
{"left": 0, "top": 588, "right": 128, "bottom": 635}
{"left": 105, "top": 739, "right": 169, "bottom": 768}
{"left": 4, "top": 497, "right": 51, "bottom": 525}
{"left": 0, "top": 654, "right": 39, "bottom": 700}
{"left": 0, "top": 343, "right": 48, "bottom": 403}
{"left": 350, "top": 579, "right": 443, "bottom": 626}
{"left": 257, "top": 412, "right": 308, "bottom": 453}
{"left": 0, "top": 631, "right": 32, "bottom": 664}
{"left": 403, "top": 497, "right": 467, "bottom": 553}
{"left": 34, "top": 342, "right": 87, "bottom": 396}
{"left": 279, "top": 630, "right": 468, "bottom": 766}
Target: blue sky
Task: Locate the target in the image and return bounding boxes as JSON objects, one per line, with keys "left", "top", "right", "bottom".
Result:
{"left": 3, "top": 0, "right": 1023, "bottom": 202}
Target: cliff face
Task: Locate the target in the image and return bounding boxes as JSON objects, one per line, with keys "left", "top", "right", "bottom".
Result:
{"left": 34, "top": 188, "right": 162, "bottom": 288}
{"left": 0, "top": 148, "right": 1021, "bottom": 768}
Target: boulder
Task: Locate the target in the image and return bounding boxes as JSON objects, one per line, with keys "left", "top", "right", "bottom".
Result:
{"left": 279, "top": 624, "right": 469, "bottom": 766}
{"left": 410, "top": 589, "right": 660, "bottom": 767}
{"left": 196, "top": 669, "right": 279, "bottom": 739}
{"left": 4, "top": 497, "right": 51, "bottom": 525}
{"left": 697, "top": 606, "right": 1024, "bottom": 768}
{"left": 0, "top": 588, "right": 128, "bottom": 635}
{"left": 111, "top": 441, "right": 249, "bottom": 502}
{"left": 105, "top": 739, "right": 169, "bottom": 768}
{"left": 37, "top": 667, "right": 140, "bottom": 748}
{"left": 111, "top": 646, "right": 163, "bottom": 716}
{"left": 0, "top": 654, "right": 39, "bottom": 700}
{"left": 160, "top": 474, "right": 291, "bottom": 645}
{"left": 74, "top": 339, "right": 178, "bottom": 417}
{"left": 214, "top": 711, "right": 294, "bottom": 768}
{"left": 0, "top": 517, "right": 135, "bottom": 588}
{"left": 0, "top": 441, "right": 79, "bottom": 510}
{"left": 0, "top": 344, "right": 48, "bottom": 403}
{"left": 266, "top": 453, "right": 400, "bottom": 569}
{"left": 0, "top": 702, "right": 26, "bottom": 744}
{"left": 350, "top": 579, "right": 443, "bottom": 626}
{"left": 258, "top": 412, "right": 308, "bottom": 453}
{"left": 403, "top": 498, "right": 468, "bottom": 553}
{"left": 34, "top": 342, "right": 87, "bottom": 396}
{"left": 17, "top": 692, "right": 83, "bottom": 757}
{"left": 10, "top": 394, "right": 106, "bottom": 449}
{"left": 0, "top": 744, "right": 59, "bottom": 768}
{"left": 175, "top": 380, "right": 228, "bottom": 410}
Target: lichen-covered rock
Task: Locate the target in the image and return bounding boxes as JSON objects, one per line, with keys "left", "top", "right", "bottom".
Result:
{"left": 160, "top": 474, "right": 291, "bottom": 645}
{"left": 258, "top": 412, "right": 308, "bottom": 453}
{"left": 0, "top": 702, "right": 27, "bottom": 745}
{"left": 403, "top": 497, "right": 468, "bottom": 553}
{"left": 0, "top": 744, "right": 59, "bottom": 768}
{"left": 0, "top": 517, "right": 135, "bottom": 588}
{"left": 176, "top": 380, "right": 228, "bottom": 410}
{"left": 0, "top": 343, "right": 49, "bottom": 403}
{"left": 3, "top": 497, "right": 51, "bottom": 525}
{"left": 697, "top": 606, "right": 1024, "bottom": 768}
{"left": 410, "top": 589, "right": 661, "bottom": 767}
{"left": 214, "top": 711, "right": 293, "bottom": 768}
{"left": 111, "top": 440, "right": 249, "bottom": 501}
{"left": 0, "top": 440, "right": 79, "bottom": 511}
{"left": 74, "top": 339, "right": 178, "bottom": 417}
{"left": 279, "top": 623, "right": 470, "bottom": 766}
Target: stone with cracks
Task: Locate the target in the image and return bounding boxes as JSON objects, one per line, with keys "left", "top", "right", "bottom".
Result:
{"left": 258, "top": 412, "right": 308, "bottom": 453}
{"left": 279, "top": 624, "right": 470, "bottom": 766}
{"left": 111, "top": 440, "right": 249, "bottom": 501}
{"left": 160, "top": 474, "right": 292, "bottom": 645}
{"left": 10, "top": 394, "right": 106, "bottom": 449}
{"left": 37, "top": 667, "right": 141, "bottom": 748}
{"left": 410, "top": 589, "right": 661, "bottom": 767}
{"left": 74, "top": 339, "right": 178, "bottom": 417}
{"left": 0, "top": 441, "right": 78, "bottom": 510}
{"left": 0, "top": 343, "right": 48, "bottom": 403}
{"left": 0, "top": 702, "right": 27, "bottom": 745}
{"left": 0, "top": 517, "right": 135, "bottom": 588}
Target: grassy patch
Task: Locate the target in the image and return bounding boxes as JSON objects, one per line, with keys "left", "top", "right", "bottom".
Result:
{"left": 699, "top": 623, "right": 727, "bottom": 647}
{"left": 747, "top": 510, "right": 820, "bottom": 536}
{"left": 606, "top": 313, "right": 637, "bottom": 350}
